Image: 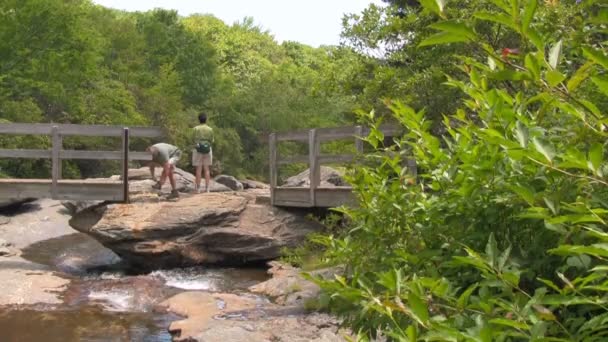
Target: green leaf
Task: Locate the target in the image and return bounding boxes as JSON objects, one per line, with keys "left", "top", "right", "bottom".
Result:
{"left": 514, "top": 121, "right": 529, "bottom": 148}
{"left": 419, "top": 0, "right": 445, "bottom": 17}
{"left": 486, "top": 233, "right": 498, "bottom": 268}
{"left": 532, "top": 304, "right": 557, "bottom": 321}
{"left": 527, "top": 27, "right": 544, "bottom": 51}
{"left": 541, "top": 295, "right": 598, "bottom": 306}
{"left": 408, "top": 292, "right": 430, "bottom": 324}
{"left": 550, "top": 244, "right": 608, "bottom": 258}
{"left": 588, "top": 143, "right": 604, "bottom": 173}
{"left": 532, "top": 137, "right": 555, "bottom": 163}
{"left": 474, "top": 11, "right": 518, "bottom": 31}
{"left": 591, "top": 76, "right": 608, "bottom": 97}
{"left": 549, "top": 40, "right": 563, "bottom": 69}
{"left": 546, "top": 70, "right": 566, "bottom": 87}
{"left": 510, "top": 185, "right": 535, "bottom": 205}
{"left": 419, "top": 32, "right": 472, "bottom": 47}
{"left": 488, "top": 56, "right": 497, "bottom": 71}
{"left": 583, "top": 46, "right": 608, "bottom": 70}
{"left": 522, "top": 0, "right": 537, "bottom": 33}
{"left": 567, "top": 61, "right": 594, "bottom": 92}
{"left": 489, "top": 318, "right": 529, "bottom": 330}
{"left": 429, "top": 21, "right": 476, "bottom": 39}
{"left": 457, "top": 284, "right": 478, "bottom": 310}
{"left": 491, "top": 70, "right": 532, "bottom": 81}
{"left": 525, "top": 54, "right": 541, "bottom": 79}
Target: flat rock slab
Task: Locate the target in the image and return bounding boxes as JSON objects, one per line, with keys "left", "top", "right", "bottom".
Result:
{"left": 0, "top": 269, "right": 69, "bottom": 306}
{"left": 68, "top": 192, "right": 324, "bottom": 268}
{"left": 159, "top": 291, "right": 347, "bottom": 342}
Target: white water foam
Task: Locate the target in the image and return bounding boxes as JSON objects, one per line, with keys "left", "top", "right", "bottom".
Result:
{"left": 150, "top": 268, "right": 218, "bottom": 291}
{"left": 88, "top": 290, "right": 133, "bottom": 312}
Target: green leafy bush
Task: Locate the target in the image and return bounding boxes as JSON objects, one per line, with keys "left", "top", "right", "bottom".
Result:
{"left": 310, "top": 0, "right": 608, "bottom": 340}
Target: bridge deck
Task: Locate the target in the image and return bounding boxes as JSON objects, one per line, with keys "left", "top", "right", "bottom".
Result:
{"left": 0, "top": 179, "right": 124, "bottom": 201}
{"left": 272, "top": 186, "right": 356, "bottom": 208}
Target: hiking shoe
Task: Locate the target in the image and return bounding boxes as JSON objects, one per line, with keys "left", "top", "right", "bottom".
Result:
{"left": 167, "top": 190, "right": 179, "bottom": 200}
{"left": 152, "top": 182, "right": 162, "bottom": 190}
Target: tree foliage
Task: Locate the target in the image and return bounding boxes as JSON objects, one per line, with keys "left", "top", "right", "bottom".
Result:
{"left": 308, "top": 0, "right": 608, "bottom": 340}
{"left": 0, "top": 1, "right": 358, "bottom": 179}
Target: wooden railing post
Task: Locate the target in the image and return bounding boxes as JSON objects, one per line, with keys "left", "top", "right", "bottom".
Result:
{"left": 269, "top": 133, "right": 277, "bottom": 205}
{"left": 309, "top": 129, "right": 320, "bottom": 206}
{"left": 355, "top": 125, "right": 363, "bottom": 154}
{"left": 51, "top": 125, "right": 61, "bottom": 199}
{"left": 122, "top": 127, "right": 130, "bottom": 203}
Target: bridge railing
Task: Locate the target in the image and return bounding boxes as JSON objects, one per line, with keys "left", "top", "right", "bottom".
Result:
{"left": 269, "top": 124, "right": 414, "bottom": 207}
{"left": 0, "top": 123, "right": 163, "bottom": 202}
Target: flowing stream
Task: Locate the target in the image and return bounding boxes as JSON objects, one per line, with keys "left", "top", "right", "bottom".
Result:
{"left": 0, "top": 201, "right": 269, "bottom": 342}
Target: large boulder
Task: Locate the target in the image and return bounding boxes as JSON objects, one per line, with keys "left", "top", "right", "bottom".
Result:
{"left": 68, "top": 192, "right": 323, "bottom": 268}
{"left": 240, "top": 179, "right": 269, "bottom": 190}
{"left": 283, "top": 166, "right": 347, "bottom": 188}
{"left": 124, "top": 167, "right": 231, "bottom": 193}
{"left": 213, "top": 175, "right": 244, "bottom": 191}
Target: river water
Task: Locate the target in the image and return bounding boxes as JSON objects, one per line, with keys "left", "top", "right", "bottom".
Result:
{"left": 0, "top": 202, "right": 269, "bottom": 342}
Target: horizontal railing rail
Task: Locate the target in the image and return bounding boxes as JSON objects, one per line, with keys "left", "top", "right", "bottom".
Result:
{"left": 0, "top": 123, "right": 163, "bottom": 202}
{"left": 269, "top": 124, "right": 415, "bottom": 208}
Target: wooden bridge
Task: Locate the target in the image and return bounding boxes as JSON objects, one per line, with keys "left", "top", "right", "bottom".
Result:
{"left": 1, "top": 122, "right": 412, "bottom": 208}
{"left": 0, "top": 123, "right": 162, "bottom": 202}
{"left": 269, "top": 125, "right": 414, "bottom": 208}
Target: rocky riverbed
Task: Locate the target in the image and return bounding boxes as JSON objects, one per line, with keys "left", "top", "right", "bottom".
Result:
{"left": 0, "top": 168, "right": 348, "bottom": 342}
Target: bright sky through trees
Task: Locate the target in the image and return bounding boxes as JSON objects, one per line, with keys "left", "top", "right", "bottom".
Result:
{"left": 92, "top": 0, "right": 383, "bottom": 47}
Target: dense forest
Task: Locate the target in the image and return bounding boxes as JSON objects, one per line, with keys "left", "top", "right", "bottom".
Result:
{"left": 0, "top": 0, "right": 370, "bottom": 179}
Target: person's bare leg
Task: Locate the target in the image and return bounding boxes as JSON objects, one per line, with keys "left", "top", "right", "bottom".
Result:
{"left": 168, "top": 164, "right": 177, "bottom": 191}
{"left": 159, "top": 163, "right": 168, "bottom": 186}
{"left": 149, "top": 165, "right": 156, "bottom": 181}
{"left": 204, "top": 165, "right": 211, "bottom": 192}
{"left": 195, "top": 165, "right": 202, "bottom": 192}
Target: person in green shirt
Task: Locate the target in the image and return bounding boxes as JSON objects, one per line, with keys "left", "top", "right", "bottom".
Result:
{"left": 146, "top": 142, "right": 182, "bottom": 199}
{"left": 192, "top": 112, "right": 214, "bottom": 193}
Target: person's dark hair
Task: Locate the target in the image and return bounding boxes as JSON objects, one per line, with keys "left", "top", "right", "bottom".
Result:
{"left": 198, "top": 113, "right": 207, "bottom": 124}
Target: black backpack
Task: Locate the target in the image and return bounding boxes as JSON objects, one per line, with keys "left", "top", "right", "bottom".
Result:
{"left": 196, "top": 140, "right": 211, "bottom": 154}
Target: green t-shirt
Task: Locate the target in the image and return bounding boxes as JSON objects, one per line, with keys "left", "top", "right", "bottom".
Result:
{"left": 192, "top": 124, "right": 214, "bottom": 144}
{"left": 151, "top": 143, "right": 180, "bottom": 164}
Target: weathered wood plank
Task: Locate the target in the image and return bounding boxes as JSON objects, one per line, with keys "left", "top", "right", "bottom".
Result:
{"left": 0, "top": 149, "right": 151, "bottom": 161}
{"left": 0, "top": 149, "right": 51, "bottom": 158}
{"left": 314, "top": 187, "right": 356, "bottom": 208}
{"left": 355, "top": 126, "right": 364, "bottom": 153}
{"left": 277, "top": 155, "right": 309, "bottom": 165}
{"left": 0, "top": 123, "right": 163, "bottom": 137}
{"left": 269, "top": 133, "right": 278, "bottom": 205}
{"left": 317, "top": 154, "right": 355, "bottom": 164}
{"left": 273, "top": 187, "right": 312, "bottom": 205}
{"left": 61, "top": 150, "right": 152, "bottom": 161}
{"left": 275, "top": 130, "right": 309, "bottom": 142}
{"left": 0, "top": 179, "right": 123, "bottom": 201}
{"left": 309, "top": 129, "right": 319, "bottom": 206}
{"left": 122, "top": 127, "right": 130, "bottom": 203}
{"left": 51, "top": 126, "right": 60, "bottom": 198}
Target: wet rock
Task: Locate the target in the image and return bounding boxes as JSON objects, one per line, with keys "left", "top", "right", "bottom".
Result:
{"left": 249, "top": 261, "right": 320, "bottom": 306}
{"left": 214, "top": 175, "right": 244, "bottom": 191}
{"left": 283, "top": 166, "right": 347, "bottom": 188}
{"left": 68, "top": 193, "right": 324, "bottom": 268}
{"left": 249, "top": 261, "right": 343, "bottom": 307}
{"left": 159, "top": 291, "right": 348, "bottom": 342}
{"left": 241, "top": 179, "right": 269, "bottom": 190}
